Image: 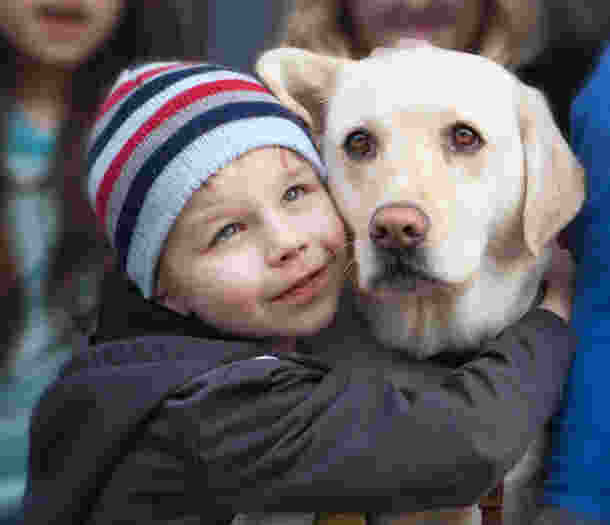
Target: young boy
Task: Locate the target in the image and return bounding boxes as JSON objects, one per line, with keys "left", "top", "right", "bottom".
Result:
{"left": 21, "top": 62, "right": 576, "bottom": 525}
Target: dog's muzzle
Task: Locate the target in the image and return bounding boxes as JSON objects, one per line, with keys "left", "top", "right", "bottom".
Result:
{"left": 369, "top": 251, "right": 436, "bottom": 292}
{"left": 369, "top": 201, "right": 430, "bottom": 251}
{"left": 367, "top": 202, "right": 440, "bottom": 292}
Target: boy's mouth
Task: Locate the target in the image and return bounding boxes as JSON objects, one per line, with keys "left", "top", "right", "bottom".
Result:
{"left": 271, "top": 265, "right": 330, "bottom": 304}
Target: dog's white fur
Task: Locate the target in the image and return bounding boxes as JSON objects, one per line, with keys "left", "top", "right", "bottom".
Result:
{"left": 253, "top": 45, "right": 584, "bottom": 524}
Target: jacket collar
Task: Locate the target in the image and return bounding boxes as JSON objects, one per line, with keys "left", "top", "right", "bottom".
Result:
{"left": 91, "top": 268, "right": 262, "bottom": 345}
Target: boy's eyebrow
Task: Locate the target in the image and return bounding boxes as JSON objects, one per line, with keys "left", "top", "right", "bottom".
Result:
{"left": 283, "top": 164, "right": 311, "bottom": 179}
{"left": 181, "top": 204, "right": 248, "bottom": 234}
{"left": 179, "top": 160, "right": 313, "bottom": 232}
{"left": 182, "top": 206, "right": 230, "bottom": 229}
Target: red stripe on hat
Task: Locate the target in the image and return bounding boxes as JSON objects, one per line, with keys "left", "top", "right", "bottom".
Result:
{"left": 95, "top": 79, "right": 271, "bottom": 226}
{"left": 94, "top": 64, "right": 185, "bottom": 123}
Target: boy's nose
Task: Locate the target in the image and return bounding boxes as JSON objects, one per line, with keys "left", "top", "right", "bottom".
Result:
{"left": 266, "top": 224, "right": 310, "bottom": 267}
{"left": 267, "top": 241, "right": 308, "bottom": 267}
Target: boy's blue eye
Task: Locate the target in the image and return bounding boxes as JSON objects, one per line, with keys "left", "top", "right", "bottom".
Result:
{"left": 283, "top": 184, "right": 307, "bottom": 202}
{"left": 211, "top": 223, "right": 242, "bottom": 245}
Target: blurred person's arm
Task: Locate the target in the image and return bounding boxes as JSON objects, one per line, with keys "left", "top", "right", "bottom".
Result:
{"left": 0, "top": 221, "right": 23, "bottom": 371}
{"left": 537, "top": 44, "right": 610, "bottom": 525}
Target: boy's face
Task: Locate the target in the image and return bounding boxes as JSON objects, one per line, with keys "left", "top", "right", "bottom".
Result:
{"left": 348, "top": 0, "right": 486, "bottom": 53}
{"left": 157, "top": 147, "right": 348, "bottom": 338}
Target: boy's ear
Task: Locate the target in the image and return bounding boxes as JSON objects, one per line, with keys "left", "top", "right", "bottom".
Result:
{"left": 154, "top": 265, "right": 190, "bottom": 316}
{"left": 255, "top": 47, "right": 347, "bottom": 136}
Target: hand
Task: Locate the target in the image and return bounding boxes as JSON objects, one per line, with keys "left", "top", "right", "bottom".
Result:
{"left": 538, "top": 241, "right": 576, "bottom": 322}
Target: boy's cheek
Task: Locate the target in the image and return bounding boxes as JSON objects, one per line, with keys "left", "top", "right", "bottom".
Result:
{"left": 186, "top": 264, "right": 262, "bottom": 310}
{"left": 306, "top": 201, "right": 347, "bottom": 241}
{"left": 215, "top": 286, "right": 259, "bottom": 309}
{"left": 192, "top": 291, "right": 263, "bottom": 335}
{"left": 315, "top": 214, "right": 348, "bottom": 254}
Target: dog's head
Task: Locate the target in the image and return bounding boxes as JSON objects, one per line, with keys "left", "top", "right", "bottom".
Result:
{"left": 257, "top": 45, "right": 584, "bottom": 356}
{"left": 257, "top": 45, "right": 584, "bottom": 296}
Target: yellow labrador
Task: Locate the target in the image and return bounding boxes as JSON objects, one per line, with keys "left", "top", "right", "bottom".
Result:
{"left": 254, "top": 44, "right": 584, "bottom": 524}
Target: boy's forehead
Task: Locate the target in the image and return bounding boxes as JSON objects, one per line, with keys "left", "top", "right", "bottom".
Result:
{"left": 180, "top": 147, "right": 314, "bottom": 214}
{"left": 208, "top": 147, "right": 310, "bottom": 188}
{"left": 229, "top": 146, "right": 307, "bottom": 173}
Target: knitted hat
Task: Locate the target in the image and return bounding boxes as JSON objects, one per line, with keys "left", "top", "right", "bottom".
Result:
{"left": 87, "top": 61, "right": 326, "bottom": 299}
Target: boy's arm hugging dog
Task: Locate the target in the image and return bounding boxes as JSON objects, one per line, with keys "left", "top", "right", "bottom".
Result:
{"left": 252, "top": 42, "right": 582, "bottom": 525}
{"left": 21, "top": 61, "right": 577, "bottom": 525}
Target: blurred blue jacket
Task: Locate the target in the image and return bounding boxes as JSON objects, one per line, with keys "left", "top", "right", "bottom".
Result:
{"left": 541, "top": 44, "right": 610, "bottom": 524}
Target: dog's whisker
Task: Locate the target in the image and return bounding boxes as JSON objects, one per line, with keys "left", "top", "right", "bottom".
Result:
{"left": 333, "top": 240, "right": 355, "bottom": 256}
{"left": 343, "top": 259, "right": 356, "bottom": 277}
{"left": 314, "top": 92, "right": 330, "bottom": 106}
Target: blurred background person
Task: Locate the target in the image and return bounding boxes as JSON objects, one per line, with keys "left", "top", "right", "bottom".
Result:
{"left": 0, "top": 1, "right": 196, "bottom": 522}
{"left": 276, "top": 0, "right": 610, "bottom": 137}
{"left": 279, "top": 0, "right": 543, "bottom": 65}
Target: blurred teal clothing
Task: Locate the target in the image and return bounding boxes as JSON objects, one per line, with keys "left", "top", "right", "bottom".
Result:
{"left": 0, "top": 110, "right": 70, "bottom": 520}
{"left": 541, "top": 45, "right": 610, "bottom": 523}
{"left": 0, "top": 354, "right": 68, "bottom": 522}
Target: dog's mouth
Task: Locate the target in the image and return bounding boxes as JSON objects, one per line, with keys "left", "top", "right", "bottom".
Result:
{"left": 362, "top": 250, "right": 450, "bottom": 300}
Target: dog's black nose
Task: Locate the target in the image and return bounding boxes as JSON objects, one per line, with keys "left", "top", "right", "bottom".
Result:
{"left": 369, "top": 202, "right": 430, "bottom": 250}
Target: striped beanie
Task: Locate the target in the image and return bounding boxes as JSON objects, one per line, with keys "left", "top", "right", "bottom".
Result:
{"left": 87, "top": 61, "right": 325, "bottom": 299}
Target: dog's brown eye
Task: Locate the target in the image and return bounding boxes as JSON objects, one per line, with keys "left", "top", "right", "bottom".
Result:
{"left": 344, "top": 129, "right": 377, "bottom": 160}
{"left": 449, "top": 124, "right": 483, "bottom": 152}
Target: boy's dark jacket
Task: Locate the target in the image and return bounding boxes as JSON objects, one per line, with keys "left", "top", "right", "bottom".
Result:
{"left": 22, "top": 271, "right": 575, "bottom": 524}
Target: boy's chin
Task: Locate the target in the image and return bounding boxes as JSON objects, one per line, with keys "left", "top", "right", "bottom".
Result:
{"left": 271, "top": 303, "right": 340, "bottom": 338}
{"left": 195, "top": 294, "right": 342, "bottom": 340}
{"left": 294, "top": 313, "right": 337, "bottom": 336}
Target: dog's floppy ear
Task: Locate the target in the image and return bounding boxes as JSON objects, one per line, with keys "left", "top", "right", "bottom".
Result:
{"left": 255, "top": 47, "right": 345, "bottom": 136}
{"left": 520, "top": 85, "right": 585, "bottom": 256}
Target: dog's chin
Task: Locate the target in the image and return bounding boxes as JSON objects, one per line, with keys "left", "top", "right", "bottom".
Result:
{"left": 358, "top": 269, "right": 453, "bottom": 303}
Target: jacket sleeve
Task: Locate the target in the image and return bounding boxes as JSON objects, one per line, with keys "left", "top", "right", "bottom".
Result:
{"left": 168, "top": 308, "right": 574, "bottom": 514}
